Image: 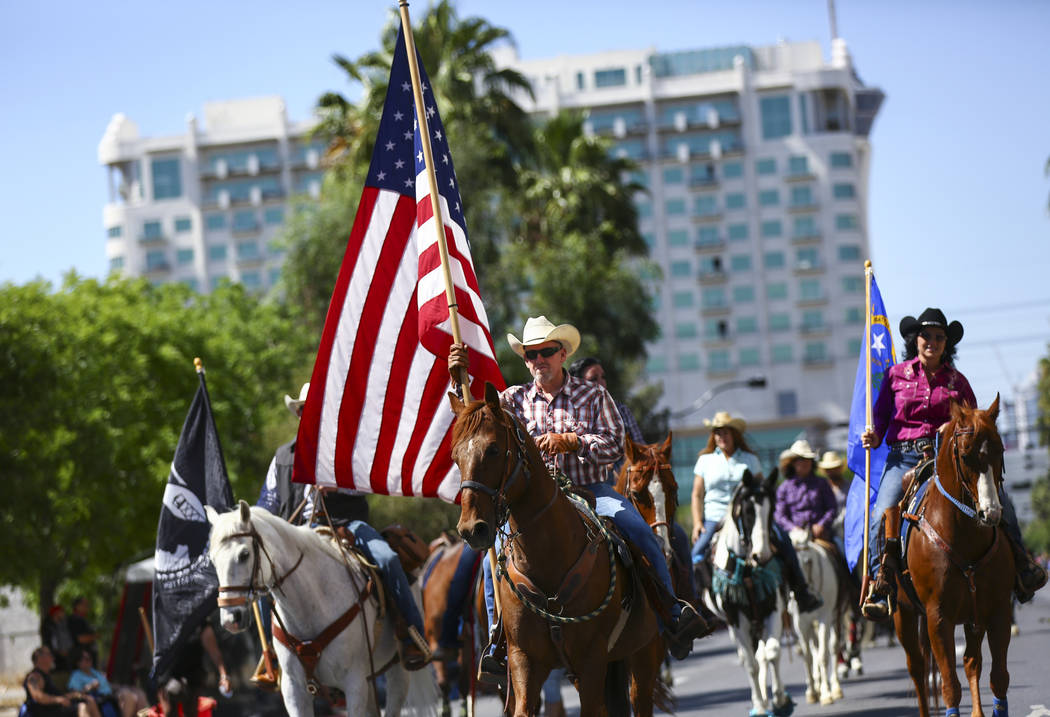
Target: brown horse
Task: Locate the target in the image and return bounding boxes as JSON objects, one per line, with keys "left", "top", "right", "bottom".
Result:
{"left": 889, "top": 396, "right": 1013, "bottom": 717}
{"left": 449, "top": 384, "right": 664, "bottom": 717}
{"left": 615, "top": 435, "right": 678, "bottom": 572}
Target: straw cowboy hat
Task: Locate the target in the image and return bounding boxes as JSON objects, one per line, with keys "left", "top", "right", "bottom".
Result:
{"left": 899, "top": 307, "right": 964, "bottom": 345}
{"left": 703, "top": 411, "right": 746, "bottom": 433}
{"left": 507, "top": 316, "right": 581, "bottom": 358}
{"left": 284, "top": 382, "right": 310, "bottom": 415}
{"left": 779, "top": 439, "right": 817, "bottom": 468}
{"left": 818, "top": 450, "right": 844, "bottom": 471}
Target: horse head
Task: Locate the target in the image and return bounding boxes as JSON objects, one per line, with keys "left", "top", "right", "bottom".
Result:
{"left": 449, "top": 383, "right": 530, "bottom": 551}
{"left": 206, "top": 500, "right": 270, "bottom": 633}
{"left": 730, "top": 469, "right": 777, "bottom": 566}
{"left": 618, "top": 433, "right": 677, "bottom": 561}
{"left": 939, "top": 394, "right": 1005, "bottom": 528}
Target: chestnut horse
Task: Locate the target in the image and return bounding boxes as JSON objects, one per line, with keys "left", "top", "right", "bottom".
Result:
{"left": 449, "top": 385, "right": 664, "bottom": 717}
{"left": 890, "top": 396, "right": 1013, "bottom": 717}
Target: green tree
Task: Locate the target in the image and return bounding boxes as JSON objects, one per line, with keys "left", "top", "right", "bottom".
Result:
{"left": 0, "top": 276, "right": 308, "bottom": 619}
{"left": 1026, "top": 354, "right": 1050, "bottom": 553}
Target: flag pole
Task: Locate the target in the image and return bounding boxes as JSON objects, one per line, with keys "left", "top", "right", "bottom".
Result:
{"left": 397, "top": 1, "right": 502, "bottom": 620}
{"left": 860, "top": 260, "right": 873, "bottom": 599}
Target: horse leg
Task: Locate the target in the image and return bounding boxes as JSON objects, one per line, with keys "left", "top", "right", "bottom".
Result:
{"left": 385, "top": 665, "right": 409, "bottom": 717}
{"left": 827, "top": 608, "right": 844, "bottom": 701}
{"left": 628, "top": 636, "right": 663, "bottom": 717}
{"left": 986, "top": 603, "right": 1012, "bottom": 717}
{"left": 276, "top": 657, "right": 314, "bottom": 717}
{"left": 732, "top": 625, "right": 770, "bottom": 716}
{"left": 790, "top": 604, "right": 817, "bottom": 704}
{"left": 574, "top": 660, "right": 612, "bottom": 717}
{"left": 816, "top": 619, "right": 834, "bottom": 704}
{"left": 894, "top": 606, "right": 929, "bottom": 717}
{"left": 762, "top": 629, "right": 791, "bottom": 715}
{"left": 962, "top": 623, "right": 985, "bottom": 717}
{"left": 506, "top": 648, "right": 545, "bottom": 717}
{"left": 926, "top": 609, "right": 962, "bottom": 713}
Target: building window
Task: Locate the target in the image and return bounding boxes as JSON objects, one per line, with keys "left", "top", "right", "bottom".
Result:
{"left": 759, "top": 96, "right": 792, "bottom": 139}
{"left": 635, "top": 201, "right": 652, "bottom": 218}
{"left": 843, "top": 276, "right": 864, "bottom": 293}
{"left": 677, "top": 353, "right": 701, "bottom": 371}
{"left": 693, "top": 195, "right": 717, "bottom": 217}
{"left": 210, "top": 275, "right": 228, "bottom": 291}
{"left": 730, "top": 254, "right": 752, "bottom": 272}
{"left": 151, "top": 157, "right": 182, "bottom": 200}
{"left": 758, "top": 189, "right": 779, "bottom": 207}
{"left": 805, "top": 342, "right": 828, "bottom": 362}
{"left": 629, "top": 170, "right": 649, "bottom": 188}
{"left": 662, "top": 167, "right": 684, "bottom": 184}
{"left": 241, "top": 271, "right": 262, "bottom": 289}
{"left": 739, "top": 347, "right": 761, "bottom": 366}
{"left": 675, "top": 322, "right": 698, "bottom": 338}
{"left": 777, "top": 389, "right": 798, "bottom": 416}
{"left": 665, "top": 198, "right": 686, "bottom": 216}
{"left": 727, "top": 223, "right": 748, "bottom": 241}
{"left": 847, "top": 338, "right": 863, "bottom": 355}
{"left": 833, "top": 182, "right": 857, "bottom": 199}
{"left": 176, "top": 248, "right": 194, "bottom": 265}
{"left": 237, "top": 241, "right": 260, "bottom": 260}
{"left": 788, "top": 155, "right": 809, "bottom": 175}
{"left": 691, "top": 164, "right": 716, "bottom": 185}
{"left": 799, "top": 93, "right": 811, "bottom": 134}
{"left": 800, "top": 278, "right": 823, "bottom": 300}
{"left": 725, "top": 192, "right": 746, "bottom": 210}
{"left": 705, "top": 319, "right": 729, "bottom": 338}
{"left": 708, "top": 350, "right": 731, "bottom": 372}
{"left": 670, "top": 260, "right": 691, "bottom": 278}
{"left": 647, "top": 357, "right": 667, "bottom": 373}
{"left": 793, "top": 215, "right": 817, "bottom": 237}
{"left": 109, "top": 256, "right": 124, "bottom": 271}
{"left": 755, "top": 158, "right": 776, "bottom": 175}
{"left": 845, "top": 306, "right": 864, "bottom": 325}
{"left": 764, "top": 251, "right": 785, "bottom": 269}
{"left": 107, "top": 226, "right": 122, "bottom": 238}
{"left": 838, "top": 244, "right": 862, "bottom": 261}
{"left": 667, "top": 229, "right": 688, "bottom": 247}
{"left": 835, "top": 213, "right": 858, "bottom": 230}
{"left": 649, "top": 291, "right": 661, "bottom": 310}
{"left": 790, "top": 185, "right": 813, "bottom": 207}
{"left": 142, "top": 221, "right": 162, "bottom": 240}
{"left": 767, "top": 283, "right": 788, "bottom": 300}
{"left": 796, "top": 247, "right": 820, "bottom": 269}
{"left": 233, "top": 210, "right": 258, "bottom": 233}
{"left": 575, "top": 71, "right": 585, "bottom": 90}
{"left": 145, "top": 250, "right": 167, "bottom": 271}
{"left": 268, "top": 240, "right": 285, "bottom": 257}
{"left": 207, "top": 244, "right": 227, "bottom": 262}
{"left": 760, "top": 220, "right": 782, "bottom": 238}
{"left": 801, "top": 309, "right": 824, "bottom": 331}
{"left": 264, "top": 207, "right": 285, "bottom": 225}
{"left": 830, "top": 151, "right": 853, "bottom": 168}
{"left": 174, "top": 216, "right": 192, "bottom": 233}
{"left": 672, "top": 291, "right": 694, "bottom": 308}
{"left": 772, "top": 345, "right": 794, "bottom": 365}
{"left": 594, "top": 68, "right": 627, "bottom": 88}
{"left": 206, "top": 213, "right": 227, "bottom": 231}
{"left": 641, "top": 233, "right": 655, "bottom": 249}
{"left": 732, "top": 285, "right": 755, "bottom": 303}
{"left": 736, "top": 316, "right": 758, "bottom": 334}
{"left": 697, "top": 226, "right": 720, "bottom": 247}
{"left": 722, "top": 161, "right": 743, "bottom": 179}
{"left": 180, "top": 278, "right": 200, "bottom": 292}
{"left": 702, "top": 287, "right": 727, "bottom": 307}
{"left": 769, "top": 313, "right": 791, "bottom": 331}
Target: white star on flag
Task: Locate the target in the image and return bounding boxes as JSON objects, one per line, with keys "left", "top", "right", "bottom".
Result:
{"left": 872, "top": 329, "right": 886, "bottom": 354}
{"left": 393, "top": 111, "right": 403, "bottom": 121}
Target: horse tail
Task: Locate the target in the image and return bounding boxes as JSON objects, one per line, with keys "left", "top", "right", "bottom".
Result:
{"left": 401, "top": 664, "right": 442, "bottom": 717}
{"left": 917, "top": 611, "right": 937, "bottom": 714}
{"left": 604, "top": 658, "right": 631, "bottom": 717}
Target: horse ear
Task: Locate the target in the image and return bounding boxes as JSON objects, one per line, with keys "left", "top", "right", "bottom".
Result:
{"left": 987, "top": 393, "right": 1000, "bottom": 421}
{"left": 484, "top": 382, "right": 501, "bottom": 411}
{"left": 205, "top": 505, "right": 220, "bottom": 525}
{"left": 950, "top": 400, "right": 966, "bottom": 424}
{"left": 624, "top": 435, "right": 638, "bottom": 462}
{"left": 238, "top": 500, "right": 251, "bottom": 523}
{"left": 741, "top": 469, "right": 754, "bottom": 488}
{"left": 658, "top": 432, "right": 673, "bottom": 461}
{"left": 448, "top": 391, "right": 466, "bottom": 416}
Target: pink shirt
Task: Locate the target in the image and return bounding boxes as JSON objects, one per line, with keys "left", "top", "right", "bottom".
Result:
{"left": 872, "top": 356, "right": 976, "bottom": 444}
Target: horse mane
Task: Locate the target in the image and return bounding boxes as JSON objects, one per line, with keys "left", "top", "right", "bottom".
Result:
{"left": 451, "top": 399, "right": 497, "bottom": 448}
{"left": 946, "top": 401, "right": 1004, "bottom": 452}
{"left": 211, "top": 505, "right": 350, "bottom": 565}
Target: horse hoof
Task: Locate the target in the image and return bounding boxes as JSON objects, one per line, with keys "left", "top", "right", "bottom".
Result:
{"left": 772, "top": 696, "right": 795, "bottom": 717}
{"left": 805, "top": 690, "right": 818, "bottom": 704}
{"left": 820, "top": 694, "right": 835, "bottom": 705}
{"left": 832, "top": 686, "right": 844, "bottom": 700}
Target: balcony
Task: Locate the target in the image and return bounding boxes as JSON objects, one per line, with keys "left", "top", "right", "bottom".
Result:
{"left": 799, "top": 323, "right": 830, "bottom": 336}
{"left": 803, "top": 354, "right": 834, "bottom": 368}
{"left": 232, "top": 222, "right": 261, "bottom": 236}
{"left": 788, "top": 201, "right": 820, "bottom": 213}
{"left": 689, "top": 175, "right": 718, "bottom": 188}
{"left": 706, "top": 366, "right": 737, "bottom": 379}
{"left": 785, "top": 171, "right": 817, "bottom": 182}
{"left": 138, "top": 233, "right": 167, "bottom": 246}
{"left": 791, "top": 232, "right": 822, "bottom": 245}
{"left": 698, "top": 268, "right": 728, "bottom": 284}
{"left": 691, "top": 211, "right": 723, "bottom": 223}
{"left": 794, "top": 261, "right": 825, "bottom": 275}
{"left": 796, "top": 293, "right": 828, "bottom": 307}
{"left": 145, "top": 261, "right": 171, "bottom": 275}
{"left": 694, "top": 237, "right": 725, "bottom": 252}
{"left": 261, "top": 188, "right": 287, "bottom": 202}
{"left": 700, "top": 303, "right": 731, "bottom": 317}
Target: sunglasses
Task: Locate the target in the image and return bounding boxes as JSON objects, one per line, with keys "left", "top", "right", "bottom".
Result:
{"left": 524, "top": 346, "right": 561, "bottom": 360}
{"left": 919, "top": 330, "right": 946, "bottom": 343}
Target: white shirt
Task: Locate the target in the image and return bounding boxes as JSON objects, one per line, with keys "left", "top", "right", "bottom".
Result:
{"left": 693, "top": 448, "right": 762, "bottom": 524}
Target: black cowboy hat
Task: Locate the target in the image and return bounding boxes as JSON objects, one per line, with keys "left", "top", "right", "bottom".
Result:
{"left": 899, "top": 307, "right": 963, "bottom": 345}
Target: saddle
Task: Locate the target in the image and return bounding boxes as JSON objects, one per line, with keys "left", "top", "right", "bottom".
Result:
{"left": 380, "top": 524, "right": 430, "bottom": 578}
{"left": 872, "top": 458, "right": 936, "bottom": 608}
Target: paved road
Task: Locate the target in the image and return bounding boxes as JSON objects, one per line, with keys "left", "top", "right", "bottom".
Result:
{"left": 474, "top": 588, "right": 1050, "bottom": 716}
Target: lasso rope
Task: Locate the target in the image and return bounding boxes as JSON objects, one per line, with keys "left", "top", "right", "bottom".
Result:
{"left": 712, "top": 553, "right": 782, "bottom": 608}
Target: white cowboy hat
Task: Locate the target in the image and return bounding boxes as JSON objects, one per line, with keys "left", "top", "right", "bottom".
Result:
{"left": 703, "top": 411, "right": 746, "bottom": 433}
{"left": 780, "top": 439, "right": 817, "bottom": 464}
{"left": 507, "top": 316, "right": 581, "bottom": 358}
{"left": 818, "top": 450, "right": 844, "bottom": 471}
{"left": 284, "top": 382, "right": 310, "bottom": 415}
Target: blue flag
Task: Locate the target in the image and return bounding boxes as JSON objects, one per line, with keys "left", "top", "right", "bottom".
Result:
{"left": 843, "top": 273, "right": 895, "bottom": 571}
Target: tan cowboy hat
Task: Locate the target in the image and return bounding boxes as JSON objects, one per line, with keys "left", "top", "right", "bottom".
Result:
{"left": 507, "top": 316, "right": 581, "bottom": 358}
{"left": 818, "top": 450, "right": 844, "bottom": 471}
{"left": 284, "top": 382, "right": 310, "bottom": 415}
{"left": 780, "top": 439, "right": 817, "bottom": 465}
{"left": 703, "top": 411, "right": 746, "bottom": 433}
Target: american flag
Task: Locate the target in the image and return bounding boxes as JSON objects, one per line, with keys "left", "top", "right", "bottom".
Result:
{"left": 293, "top": 25, "right": 505, "bottom": 503}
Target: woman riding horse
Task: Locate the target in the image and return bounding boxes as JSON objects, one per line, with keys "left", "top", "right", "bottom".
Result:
{"left": 690, "top": 412, "right": 823, "bottom": 613}
{"left": 448, "top": 316, "right": 712, "bottom": 684}
{"left": 861, "top": 307, "right": 1046, "bottom": 619}
{"left": 775, "top": 440, "right": 841, "bottom": 557}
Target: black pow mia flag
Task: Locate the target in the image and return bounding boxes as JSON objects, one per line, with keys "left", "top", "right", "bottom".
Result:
{"left": 150, "top": 370, "right": 233, "bottom": 681}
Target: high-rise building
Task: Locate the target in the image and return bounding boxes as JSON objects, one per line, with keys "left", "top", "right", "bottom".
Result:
{"left": 494, "top": 38, "right": 884, "bottom": 472}
{"left": 98, "top": 96, "right": 324, "bottom": 293}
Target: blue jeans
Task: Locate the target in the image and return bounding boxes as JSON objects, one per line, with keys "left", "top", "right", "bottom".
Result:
{"left": 439, "top": 544, "right": 480, "bottom": 649}
{"left": 345, "top": 520, "right": 424, "bottom": 633}
{"left": 690, "top": 519, "right": 720, "bottom": 564}
{"left": 543, "top": 668, "right": 564, "bottom": 705}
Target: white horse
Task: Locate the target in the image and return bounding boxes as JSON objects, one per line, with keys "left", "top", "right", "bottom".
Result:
{"left": 786, "top": 528, "right": 844, "bottom": 706}
{"left": 702, "top": 470, "right": 794, "bottom": 717}
{"left": 206, "top": 501, "right": 438, "bottom": 717}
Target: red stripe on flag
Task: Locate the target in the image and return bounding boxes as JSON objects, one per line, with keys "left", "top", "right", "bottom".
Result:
{"left": 415, "top": 216, "right": 481, "bottom": 292}
{"left": 333, "top": 195, "right": 418, "bottom": 487}
{"left": 368, "top": 289, "right": 419, "bottom": 493}
{"left": 294, "top": 187, "right": 379, "bottom": 484}
{"left": 421, "top": 423, "right": 457, "bottom": 498}
{"left": 400, "top": 359, "right": 454, "bottom": 494}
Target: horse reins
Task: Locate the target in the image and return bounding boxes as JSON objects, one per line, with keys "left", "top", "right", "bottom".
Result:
{"left": 458, "top": 409, "right": 532, "bottom": 529}
{"left": 625, "top": 452, "right": 676, "bottom": 532}
{"left": 217, "top": 524, "right": 304, "bottom": 608}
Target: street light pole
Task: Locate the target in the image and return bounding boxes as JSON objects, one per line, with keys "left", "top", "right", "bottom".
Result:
{"left": 672, "top": 375, "right": 767, "bottom": 422}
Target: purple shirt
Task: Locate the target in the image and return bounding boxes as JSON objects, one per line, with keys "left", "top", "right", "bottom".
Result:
{"left": 872, "top": 357, "right": 976, "bottom": 444}
{"left": 775, "top": 474, "right": 838, "bottom": 535}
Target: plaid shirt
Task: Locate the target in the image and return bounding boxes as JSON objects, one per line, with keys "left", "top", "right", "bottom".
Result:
{"left": 501, "top": 371, "right": 625, "bottom": 486}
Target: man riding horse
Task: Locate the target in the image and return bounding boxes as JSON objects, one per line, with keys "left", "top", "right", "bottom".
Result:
{"left": 448, "top": 316, "right": 713, "bottom": 682}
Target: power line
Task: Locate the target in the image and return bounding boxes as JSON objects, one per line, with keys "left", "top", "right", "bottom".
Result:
{"left": 948, "top": 298, "right": 1050, "bottom": 316}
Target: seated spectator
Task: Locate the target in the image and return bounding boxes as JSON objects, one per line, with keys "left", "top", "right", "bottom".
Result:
{"left": 67, "top": 650, "right": 146, "bottom": 717}
{"left": 66, "top": 598, "right": 99, "bottom": 665}
{"left": 23, "top": 646, "right": 101, "bottom": 717}
{"left": 42, "top": 605, "right": 75, "bottom": 672}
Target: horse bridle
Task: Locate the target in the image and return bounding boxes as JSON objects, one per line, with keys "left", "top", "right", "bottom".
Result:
{"left": 216, "top": 522, "right": 305, "bottom": 608}
{"left": 935, "top": 425, "right": 1004, "bottom": 521}
{"left": 458, "top": 409, "right": 533, "bottom": 529}
{"left": 625, "top": 451, "right": 675, "bottom": 532}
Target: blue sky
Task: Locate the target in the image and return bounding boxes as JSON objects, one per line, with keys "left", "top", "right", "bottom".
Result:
{"left": 2, "top": 0, "right": 1048, "bottom": 409}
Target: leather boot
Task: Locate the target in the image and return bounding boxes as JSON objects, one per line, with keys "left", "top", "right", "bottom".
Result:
{"left": 861, "top": 540, "right": 898, "bottom": 622}
{"left": 1009, "top": 535, "right": 1047, "bottom": 603}
{"left": 477, "top": 618, "right": 507, "bottom": 688}
{"left": 398, "top": 624, "right": 432, "bottom": 671}
{"left": 666, "top": 603, "right": 715, "bottom": 660}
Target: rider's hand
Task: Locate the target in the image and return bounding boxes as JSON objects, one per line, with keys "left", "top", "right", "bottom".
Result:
{"left": 812, "top": 523, "right": 828, "bottom": 540}
{"left": 536, "top": 432, "right": 579, "bottom": 454}
{"left": 447, "top": 343, "right": 469, "bottom": 385}
{"left": 860, "top": 428, "right": 880, "bottom": 450}
{"left": 692, "top": 522, "right": 706, "bottom": 542}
